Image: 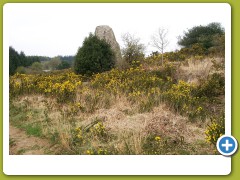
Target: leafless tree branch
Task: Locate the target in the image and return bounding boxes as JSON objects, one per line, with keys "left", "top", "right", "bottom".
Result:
{"left": 150, "top": 28, "right": 169, "bottom": 65}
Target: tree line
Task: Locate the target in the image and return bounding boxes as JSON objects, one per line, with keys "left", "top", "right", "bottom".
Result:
{"left": 9, "top": 47, "right": 41, "bottom": 75}
{"left": 9, "top": 47, "right": 74, "bottom": 75}
{"left": 9, "top": 22, "right": 225, "bottom": 76}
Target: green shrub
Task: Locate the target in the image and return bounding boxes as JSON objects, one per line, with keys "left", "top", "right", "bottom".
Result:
{"left": 196, "top": 73, "right": 225, "bottom": 98}
{"left": 31, "top": 62, "right": 43, "bottom": 71}
{"left": 147, "top": 63, "right": 177, "bottom": 86}
{"left": 178, "top": 22, "right": 224, "bottom": 49}
{"left": 15, "top": 66, "right": 26, "bottom": 74}
{"left": 74, "top": 33, "right": 115, "bottom": 75}
{"left": 57, "top": 61, "right": 71, "bottom": 70}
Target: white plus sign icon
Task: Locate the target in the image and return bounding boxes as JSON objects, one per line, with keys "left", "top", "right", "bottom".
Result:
{"left": 221, "top": 139, "right": 233, "bottom": 151}
{"left": 217, "top": 135, "right": 238, "bottom": 156}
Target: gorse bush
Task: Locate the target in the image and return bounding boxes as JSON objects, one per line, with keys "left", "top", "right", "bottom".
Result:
{"left": 91, "top": 66, "right": 209, "bottom": 121}
{"left": 163, "top": 51, "right": 186, "bottom": 62}
{"left": 91, "top": 67, "right": 165, "bottom": 95}
{"left": 160, "top": 63, "right": 177, "bottom": 79}
{"left": 72, "top": 118, "right": 112, "bottom": 154}
{"left": 196, "top": 73, "right": 225, "bottom": 98}
{"left": 162, "top": 80, "right": 195, "bottom": 110}
{"left": 10, "top": 70, "right": 82, "bottom": 102}
{"left": 205, "top": 114, "right": 225, "bottom": 145}
{"left": 74, "top": 33, "right": 115, "bottom": 76}
{"left": 161, "top": 80, "right": 207, "bottom": 121}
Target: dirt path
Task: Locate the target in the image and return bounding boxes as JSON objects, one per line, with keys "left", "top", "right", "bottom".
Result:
{"left": 9, "top": 125, "right": 59, "bottom": 155}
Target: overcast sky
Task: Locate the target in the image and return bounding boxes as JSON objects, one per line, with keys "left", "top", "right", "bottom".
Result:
{"left": 5, "top": 3, "right": 230, "bottom": 57}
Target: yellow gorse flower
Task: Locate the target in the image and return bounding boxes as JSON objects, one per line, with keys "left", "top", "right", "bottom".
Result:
{"left": 205, "top": 116, "right": 225, "bottom": 145}
{"left": 10, "top": 70, "right": 82, "bottom": 102}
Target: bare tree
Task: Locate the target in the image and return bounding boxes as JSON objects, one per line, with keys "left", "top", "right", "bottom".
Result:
{"left": 150, "top": 28, "right": 169, "bottom": 65}
{"left": 121, "top": 33, "right": 145, "bottom": 66}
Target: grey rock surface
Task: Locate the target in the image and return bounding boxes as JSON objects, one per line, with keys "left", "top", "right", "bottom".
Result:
{"left": 95, "top": 25, "right": 123, "bottom": 67}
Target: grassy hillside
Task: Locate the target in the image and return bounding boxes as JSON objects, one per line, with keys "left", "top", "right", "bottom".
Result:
{"left": 9, "top": 55, "right": 225, "bottom": 155}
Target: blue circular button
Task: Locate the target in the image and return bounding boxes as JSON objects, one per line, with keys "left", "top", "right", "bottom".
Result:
{"left": 217, "top": 135, "right": 238, "bottom": 156}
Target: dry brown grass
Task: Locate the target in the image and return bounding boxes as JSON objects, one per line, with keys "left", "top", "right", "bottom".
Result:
{"left": 176, "top": 57, "right": 224, "bottom": 84}
{"left": 11, "top": 93, "right": 215, "bottom": 155}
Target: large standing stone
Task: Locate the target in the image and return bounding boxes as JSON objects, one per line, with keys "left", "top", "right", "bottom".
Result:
{"left": 95, "top": 25, "right": 123, "bottom": 68}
